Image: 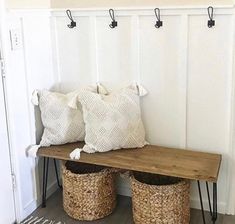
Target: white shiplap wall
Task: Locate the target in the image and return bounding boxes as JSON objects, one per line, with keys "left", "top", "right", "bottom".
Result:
{"left": 5, "top": 5, "right": 235, "bottom": 220}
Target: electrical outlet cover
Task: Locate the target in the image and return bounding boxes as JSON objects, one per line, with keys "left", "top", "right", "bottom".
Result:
{"left": 9, "top": 29, "right": 22, "bottom": 51}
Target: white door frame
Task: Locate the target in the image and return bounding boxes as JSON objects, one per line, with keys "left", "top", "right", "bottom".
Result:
{"left": 0, "top": 0, "right": 20, "bottom": 223}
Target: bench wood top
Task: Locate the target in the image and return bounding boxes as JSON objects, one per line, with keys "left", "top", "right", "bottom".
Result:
{"left": 37, "top": 142, "right": 221, "bottom": 182}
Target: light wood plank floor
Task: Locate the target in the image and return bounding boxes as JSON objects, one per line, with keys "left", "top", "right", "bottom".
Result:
{"left": 29, "top": 190, "right": 235, "bottom": 224}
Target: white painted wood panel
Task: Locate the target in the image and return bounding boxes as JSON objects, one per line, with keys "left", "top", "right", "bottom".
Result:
{"left": 96, "top": 16, "right": 134, "bottom": 91}
{"left": 187, "top": 15, "right": 233, "bottom": 152}
{"left": 140, "top": 15, "right": 185, "bottom": 148}
{"left": 187, "top": 14, "right": 233, "bottom": 211}
{"left": 55, "top": 16, "right": 95, "bottom": 92}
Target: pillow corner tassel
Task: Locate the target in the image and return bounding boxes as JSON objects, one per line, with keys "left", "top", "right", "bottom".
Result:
{"left": 136, "top": 82, "right": 148, "bottom": 97}
{"left": 97, "top": 82, "right": 109, "bottom": 95}
{"left": 26, "top": 144, "right": 41, "bottom": 158}
{"left": 69, "top": 148, "right": 83, "bottom": 160}
{"left": 31, "top": 90, "right": 39, "bottom": 106}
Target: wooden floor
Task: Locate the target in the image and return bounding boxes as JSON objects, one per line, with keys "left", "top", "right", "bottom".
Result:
{"left": 29, "top": 190, "right": 235, "bottom": 224}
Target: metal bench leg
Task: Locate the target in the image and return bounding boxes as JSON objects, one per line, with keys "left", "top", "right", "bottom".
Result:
{"left": 212, "top": 183, "right": 218, "bottom": 224}
{"left": 198, "top": 181, "right": 218, "bottom": 224}
{"left": 206, "top": 182, "right": 212, "bottom": 217}
{"left": 42, "top": 157, "right": 49, "bottom": 208}
{"left": 197, "top": 181, "right": 206, "bottom": 224}
{"left": 53, "top": 158, "right": 62, "bottom": 188}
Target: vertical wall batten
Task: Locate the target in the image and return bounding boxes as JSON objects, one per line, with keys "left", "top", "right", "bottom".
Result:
{"left": 51, "top": 16, "right": 62, "bottom": 91}
{"left": 90, "top": 16, "right": 100, "bottom": 83}
{"left": 225, "top": 12, "right": 235, "bottom": 215}
{"left": 179, "top": 14, "right": 189, "bottom": 149}
{"left": 131, "top": 15, "right": 140, "bottom": 84}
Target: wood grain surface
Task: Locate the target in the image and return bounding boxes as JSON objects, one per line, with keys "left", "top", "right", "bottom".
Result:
{"left": 38, "top": 142, "right": 221, "bottom": 182}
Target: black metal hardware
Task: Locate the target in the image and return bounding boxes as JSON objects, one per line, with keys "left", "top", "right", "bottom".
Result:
{"left": 154, "top": 8, "right": 163, "bottom": 28}
{"left": 54, "top": 159, "right": 62, "bottom": 188}
{"left": 109, "top": 9, "right": 118, "bottom": 28}
{"left": 42, "top": 157, "right": 49, "bottom": 208}
{"left": 66, "top": 9, "right": 76, "bottom": 28}
{"left": 212, "top": 183, "right": 218, "bottom": 223}
{"left": 42, "top": 158, "right": 62, "bottom": 208}
{"left": 198, "top": 181, "right": 206, "bottom": 224}
{"left": 207, "top": 6, "right": 215, "bottom": 28}
{"left": 206, "top": 181, "right": 212, "bottom": 216}
{"left": 197, "top": 181, "right": 218, "bottom": 224}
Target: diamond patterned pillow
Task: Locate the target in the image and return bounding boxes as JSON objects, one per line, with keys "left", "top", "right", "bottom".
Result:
{"left": 69, "top": 84, "right": 148, "bottom": 160}
{"left": 27, "top": 84, "right": 108, "bottom": 158}
{"left": 33, "top": 89, "right": 85, "bottom": 147}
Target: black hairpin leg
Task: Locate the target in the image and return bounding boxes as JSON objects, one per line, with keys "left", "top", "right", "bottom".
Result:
{"left": 212, "top": 183, "right": 217, "bottom": 223}
{"left": 197, "top": 181, "right": 206, "bottom": 224}
{"left": 42, "top": 157, "right": 49, "bottom": 208}
{"left": 197, "top": 181, "right": 218, "bottom": 224}
{"left": 53, "top": 159, "right": 62, "bottom": 188}
{"left": 206, "top": 182, "right": 212, "bottom": 217}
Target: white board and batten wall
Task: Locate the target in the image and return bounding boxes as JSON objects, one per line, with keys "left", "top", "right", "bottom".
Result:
{"left": 4, "top": 1, "right": 235, "bottom": 220}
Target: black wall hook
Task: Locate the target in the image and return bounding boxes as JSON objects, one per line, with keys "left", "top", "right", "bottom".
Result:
{"left": 109, "top": 9, "right": 118, "bottom": 28}
{"left": 66, "top": 9, "right": 76, "bottom": 28}
{"left": 154, "top": 8, "right": 163, "bottom": 28}
{"left": 207, "top": 6, "right": 215, "bottom": 28}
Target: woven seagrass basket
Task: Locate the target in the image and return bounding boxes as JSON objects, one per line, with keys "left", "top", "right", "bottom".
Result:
{"left": 62, "top": 161, "right": 116, "bottom": 221}
{"left": 131, "top": 172, "right": 190, "bottom": 224}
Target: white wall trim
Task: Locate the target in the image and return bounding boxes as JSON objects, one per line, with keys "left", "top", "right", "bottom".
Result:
{"left": 179, "top": 14, "right": 189, "bottom": 149}
{"left": 22, "top": 180, "right": 59, "bottom": 221}
{"left": 50, "top": 16, "right": 62, "bottom": 91}
{"left": 90, "top": 16, "right": 100, "bottom": 83}
{"left": 7, "top": 8, "right": 235, "bottom": 17}
{"left": 190, "top": 198, "right": 226, "bottom": 214}
{"left": 225, "top": 13, "right": 235, "bottom": 215}
{"left": 50, "top": 8, "right": 235, "bottom": 17}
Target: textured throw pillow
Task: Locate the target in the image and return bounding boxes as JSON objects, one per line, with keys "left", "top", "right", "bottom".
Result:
{"left": 69, "top": 84, "right": 148, "bottom": 160}
{"left": 27, "top": 84, "right": 108, "bottom": 157}
{"left": 33, "top": 89, "right": 85, "bottom": 147}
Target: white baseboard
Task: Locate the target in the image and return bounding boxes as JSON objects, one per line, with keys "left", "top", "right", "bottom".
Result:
{"left": 116, "top": 184, "right": 131, "bottom": 197}
{"left": 20, "top": 180, "right": 59, "bottom": 222}
{"left": 190, "top": 197, "right": 226, "bottom": 214}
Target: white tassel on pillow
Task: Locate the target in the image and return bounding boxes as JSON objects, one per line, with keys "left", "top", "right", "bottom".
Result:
{"left": 27, "top": 145, "right": 41, "bottom": 158}
{"left": 31, "top": 90, "right": 39, "bottom": 105}
{"left": 69, "top": 145, "right": 96, "bottom": 160}
{"left": 70, "top": 148, "right": 83, "bottom": 160}
{"left": 129, "top": 83, "right": 148, "bottom": 97}
{"left": 97, "top": 82, "right": 109, "bottom": 95}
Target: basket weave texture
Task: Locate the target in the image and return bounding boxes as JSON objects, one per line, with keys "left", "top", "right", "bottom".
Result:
{"left": 131, "top": 172, "right": 190, "bottom": 224}
{"left": 62, "top": 162, "right": 116, "bottom": 221}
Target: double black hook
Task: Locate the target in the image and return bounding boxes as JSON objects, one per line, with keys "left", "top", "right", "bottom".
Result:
{"left": 109, "top": 9, "right": 118, "bottom": 28}
{"left": 207, "top": 6, "right": 215, "bottom": 28}
{"left": 66, "top": 9, "right": 76, "bottom": 28}
{"left": 154, "top": 8, "right": 163, "bottom": 28}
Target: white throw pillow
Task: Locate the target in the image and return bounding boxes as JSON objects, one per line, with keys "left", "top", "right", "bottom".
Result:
{"left": 33, "top": 89, "right": 85, "bottom": 147}
{"left": 69, "top": 84, "right": 148, "bottom": 160}
{"left": 27, "top": 84, "right": 108, "bottom": 157}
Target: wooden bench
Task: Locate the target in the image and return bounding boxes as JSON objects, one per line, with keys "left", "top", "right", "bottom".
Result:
{"left": 38, "top": 142, "right": 221, "bottom": 224}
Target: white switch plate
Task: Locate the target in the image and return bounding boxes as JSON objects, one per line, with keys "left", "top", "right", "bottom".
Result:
{"left": 10, "top": 29, "right": 22, "bottom": 51}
